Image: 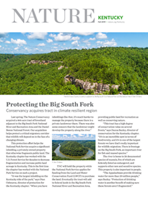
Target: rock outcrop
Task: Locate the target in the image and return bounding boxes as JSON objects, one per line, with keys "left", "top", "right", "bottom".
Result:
{"left": 64, "top": 75, "right": 120, "bottom": 94}
{"left": 58, "top": 65, "right": 64, "bottom": 70}
{"left": 28, "top": 60, "right": 63, "bottom": 65}
{"left": 118, "top": 92, "right": 123, "bottom": 95}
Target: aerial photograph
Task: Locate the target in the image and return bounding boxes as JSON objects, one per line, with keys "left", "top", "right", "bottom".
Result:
{"left": 0, "top": 32, "right": 148, "bottom": 95}
{"left": 52, "top": 134, "right": 95, "bottom": 160}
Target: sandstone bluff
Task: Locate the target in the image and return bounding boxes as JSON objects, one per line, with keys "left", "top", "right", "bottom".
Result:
{"left": 64, "top": 75, "right": 123, "bottom": 95}
{"left": 27, "top": 60, "right": 63, "bottom": 65}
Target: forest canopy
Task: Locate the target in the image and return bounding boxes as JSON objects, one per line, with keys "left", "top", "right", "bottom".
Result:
{"left": 0, "top": 47, "right": 148, "bottom": 95}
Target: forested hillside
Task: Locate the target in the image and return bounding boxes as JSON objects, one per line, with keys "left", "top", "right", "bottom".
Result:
{"left": 0, "top": 54, "right": 14, "bottom": 63}
{"left": 60, "top": 141, "right": 88, "bottom": 156}
{"left": 0, "top": 47, "right": 148, "bottom": 95}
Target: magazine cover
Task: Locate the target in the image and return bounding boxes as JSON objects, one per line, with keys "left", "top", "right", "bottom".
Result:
{"left": 0, "top": 0, "right": 147, "bottom": 197}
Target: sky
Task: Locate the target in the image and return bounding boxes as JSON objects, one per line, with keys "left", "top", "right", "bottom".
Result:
{"left": 0, "top": 32, "right": 148, "bottom": 54}
{"left": 52, "top": 134, "right": 95, "bottom": 141}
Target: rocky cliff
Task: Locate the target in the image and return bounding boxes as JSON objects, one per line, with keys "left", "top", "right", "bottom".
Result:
{"left": 64, "top": 75, "right": 122, "bottom": 94}
{"left": 27, "top": 60, "right": 63, "bottom": 65}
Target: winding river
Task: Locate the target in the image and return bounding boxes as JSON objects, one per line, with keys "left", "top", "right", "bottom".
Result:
{"left": 54, "top": 144, "right": 94, "bottom": 159}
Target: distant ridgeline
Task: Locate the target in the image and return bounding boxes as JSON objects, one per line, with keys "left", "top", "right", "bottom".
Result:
{"left": 0, "top": 47, "right": 148, "bottom": 94}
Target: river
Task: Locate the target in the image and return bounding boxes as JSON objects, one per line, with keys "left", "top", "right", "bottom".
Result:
{"left": 54, "top": 144, "right": 94, "bottom": 159}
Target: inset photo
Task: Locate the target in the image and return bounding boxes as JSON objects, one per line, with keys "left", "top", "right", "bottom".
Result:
{"left": 52, "top": 134, "right": 95, "bottom": 160}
